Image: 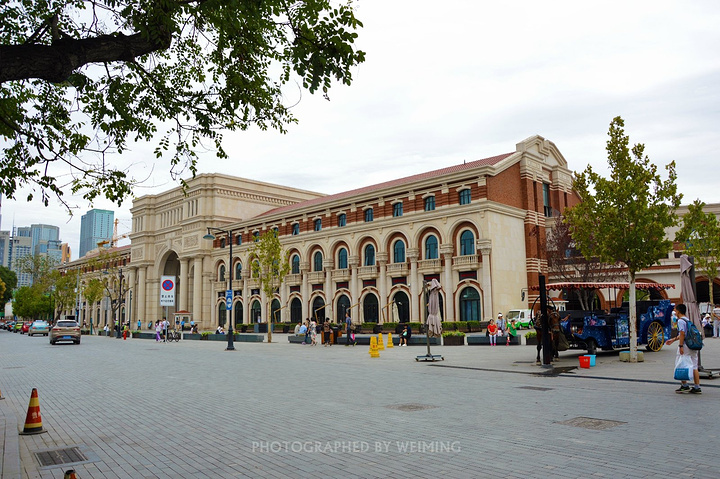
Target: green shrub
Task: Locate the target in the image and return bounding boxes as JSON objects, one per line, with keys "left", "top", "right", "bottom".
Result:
{"left": 442, "top": 321, "right": 459, "bottom": 331}
{"left": 525, "top": 330, "right": 537, "bottom": 339}
{"left": 382, "top": 322, "right": 398, "bottom": 331}
{"left": 442, "top": 330, "right": 465, "bottom": 337}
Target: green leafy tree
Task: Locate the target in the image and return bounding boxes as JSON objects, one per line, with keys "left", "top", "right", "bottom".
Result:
{"left": 52, "top": 269, "right": 80, "bottom": 322}
{"left": 0, "top": 266, "right": 18, "bottom": 309}
{"left": 250, "top": 230, "right": 290, "bottom": 343}
{"left": 87, "top": 249, "right": 127, "bottom": 327}
{"left": 0, "top": 1, "right": 365, "bottom": 208}
{"left": 13, "top": 285, "right": 53, "bottom": 320}
{"left": 675, "top": 200, "right": 720, "bottom": 305}
{"left": 83, "top": 277, "right": 105, "bottom": 328}
{"left": 565, "top": 116, "right": 682, "bottom": 362}
{"left": 16, "top": 254, "right": 59, "bottom": 293}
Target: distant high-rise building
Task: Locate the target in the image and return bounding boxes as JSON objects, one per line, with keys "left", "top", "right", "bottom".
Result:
{"left": 0, "top": 230, "right": 10, "bottom": 267}
{"left": 9, "top": 228, "right": 33, "bottom": 287}
{"left": 61, "top": 243, "right": 71, "bottom": 263}
{"left": 79, "top": 209, "right": 114, "bottom": 258}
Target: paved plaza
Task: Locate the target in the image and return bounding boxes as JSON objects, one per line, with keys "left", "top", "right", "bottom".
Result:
{"left": 1, "top": 330, "right": 718, "bottom": 478}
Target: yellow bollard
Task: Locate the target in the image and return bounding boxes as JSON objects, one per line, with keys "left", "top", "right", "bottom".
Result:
{"left": 369, "top": 336, "right": 380, "bottom": 357}
{"left": 377, "top": 332, "right": 385, "bottom": 350}
{"left": 387, "top": 332, "right": 393, "bottom": 348}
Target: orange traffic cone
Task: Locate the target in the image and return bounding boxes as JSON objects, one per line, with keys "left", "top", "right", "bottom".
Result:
{"left": 19, "top": 388, "right": 46, "bottom": 435}
{"left": 64, "top": 470, "right": 78, "bottom": 479}
{"left": 0, "top": 387, "right": 5, "bottom": 399}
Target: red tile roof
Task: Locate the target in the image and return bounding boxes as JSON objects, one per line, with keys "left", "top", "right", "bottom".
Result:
{"left": 259, "top": 152, "right": 514, "bottom": 218}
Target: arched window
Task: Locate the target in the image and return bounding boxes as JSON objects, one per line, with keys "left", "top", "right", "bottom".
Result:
{"left": 338, "top": 213, "right": 347, "bottom": 227}
{"left": 364, "top": 208, "right": 374, "bottom": 222}
{"left": 338, "top": 248, "right": 348, "bottom": 269}
{"left": 460, "top": 230, "right": 475, "bottom": 256}
{"left": 364, "top": 244, "right": 375, "bottom": 266}
{"left": 425, "top": 235, "right": 438, "bottom": 259}
{"left": 424, "top": 196, "right": 435, "bottom": 211}
{"left": 219, "top": 264, "right": 226, "bottom": 282}
{"left": 234, "top": 301, "right": 243, "bottom": 328}
{"left": 235, "top": 262, "right": 242, "bottom": 281}
{"left": 393, "top": 240, "right": 405, "bottom": 263}
{"left": 459, "top": 287, "right": 481, "bottom": 321}
{"left": 290, "top": 298, "right": 302, "bottom": 323}
{"left": 291, "top": 254, "right": 300, "bottom": 274}
{"left": 363, "top": 294, "right": 379, "bottom": 323}
{"left": 313, "top": 251, "right": 323, "bottom": 272}
{"left": 459, "top": 189, "right": 472, "bottom": 205}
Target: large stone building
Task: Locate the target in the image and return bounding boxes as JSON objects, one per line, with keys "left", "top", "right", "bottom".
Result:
{"left": 79, "top": 135, "right": 574, "bottom": 330}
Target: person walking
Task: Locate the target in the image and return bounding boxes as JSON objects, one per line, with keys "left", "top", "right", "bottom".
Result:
{"left": 323, "top": 320, "right": 332, "bottom": 347}
{"left": 309, "top": 318, "right": 318, "bottom": 346}
{"left": 487, "top": 319, "right": 498, "bottom": 346}
{"left": 666, "top": 303, "right": 702, "bottom": 394}
{"left": 345, "top": 312, "right": 355, "bottom": 346}
{"left": 137, "top": 319, "right": 142, "bottom": 331}
{"left": 713, "top": 304, "right": 720, "bottom": 338}
{"left": 155, "top": 320, "right": 162, "bottom": 342}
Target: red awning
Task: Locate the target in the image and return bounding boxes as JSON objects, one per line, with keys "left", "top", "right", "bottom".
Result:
{"left": 530, "top": 282, "right": 675, "bottom": 291}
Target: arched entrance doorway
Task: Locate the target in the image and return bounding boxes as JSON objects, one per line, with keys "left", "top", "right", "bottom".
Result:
{"left": 218, "top": 301, "right": 227, "bottom": 327}
{"left": 250, "top": 300, "right": 261, "bottom": 323}
{"left": 271, "top": 298, "right": 281, "bottom": 323}
{"left": 459, "top": 287, "right": 481, "bottom": 321}
{"left": 336, "top": 294, "right": 351, "bottom": 322}
{"left": 392, "top": 291, "right": 410, "bottom": 322}
{"left": 312, "top": 296, "right": 326, "bottom": 321}
{"left": 363, "top": 294, "right": 379, "bottom": 323}
{"left": 234, "top": 302, "right": 243, "bottom": 328}
{"left": 290, "top": 298, "right": 302, "bottom": 323}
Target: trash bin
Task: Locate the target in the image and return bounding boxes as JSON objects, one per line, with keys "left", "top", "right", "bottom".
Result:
{"left": 331, "top": 326, "right": 340, "bottom": 344}
{"left": 258, "top": 323, "right": 268, "bottom": 333}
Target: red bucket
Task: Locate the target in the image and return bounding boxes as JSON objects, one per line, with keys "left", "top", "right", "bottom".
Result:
{"left": 579, "top": 356, "right": 590, "bottom": 368}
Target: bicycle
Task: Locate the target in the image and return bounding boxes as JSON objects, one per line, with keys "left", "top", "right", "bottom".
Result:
{"left": 167, "top": 329, "right": 181, "bottom": 342}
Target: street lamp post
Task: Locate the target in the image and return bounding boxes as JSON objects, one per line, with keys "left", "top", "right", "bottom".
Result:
{"left": 203, "top": 227, "right": 239, "bottom": 351}
{"left": 116, "top": 268, "right": 124, "bottom": 339}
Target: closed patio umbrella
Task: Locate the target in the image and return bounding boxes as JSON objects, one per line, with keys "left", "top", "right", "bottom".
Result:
{"left": 416, "top": 279, "right": 443, "bottom": 362}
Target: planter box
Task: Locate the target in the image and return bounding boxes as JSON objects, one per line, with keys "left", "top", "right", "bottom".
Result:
{"left": 184, "top": 333, "right": 202, "bottom": 340}
{"left": 525, "top": 337, "right": 538, "bottom": 345}
{"left": 442, "top": 335, "right": 465, "bottom": 346}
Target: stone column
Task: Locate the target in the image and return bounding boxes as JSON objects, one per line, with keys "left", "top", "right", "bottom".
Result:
{"left": 193, "top": 257, "right": 203, "bottom": 325}
{"left": 280, "top": 276, "right": 288, "bottom": 323}
{"left": 478, "top": 239, "right": 493, "bottom": 322}
{"left": 179, "top": 258, "right": 189, "bottom": 312}
{"left": 242, "top": 267, "right": 250, "bottom": 324}
{"left": 301, "top": 261, "right": 310, "bottom": 320}
{"left": 126, "top": 267, "right": 136, "bottom": 325}
{"left": 349, "top": 255, "right": 360, "bottom": 319}
{"left": 407, "top": 248, "right": 420, "bottom": 321}
{"left": 324, "top": 259, "right": 334, "bottom": 321}
{"left": 440, "top": 244, "right": 455, "bottom": 321}
{"left": 137, "top": 266, "right": 147, "bottom": 323}
{"left": 378, "top": 252, "right": 388, "bottom": 323}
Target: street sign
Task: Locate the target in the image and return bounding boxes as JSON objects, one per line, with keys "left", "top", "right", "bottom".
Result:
{"left": 226, "top": 290, "right": 233, "bottom": 310}
{"left": 160, "top": 276, "right": 176, "bottom": 306}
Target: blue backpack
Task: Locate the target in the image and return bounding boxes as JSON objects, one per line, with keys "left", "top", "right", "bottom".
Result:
{"left": 682, "top": 318, "right": 704, "bottom": 350}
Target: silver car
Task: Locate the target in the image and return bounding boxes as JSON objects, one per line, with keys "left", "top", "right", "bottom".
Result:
{"left": 29, "top": 320, "right": 50, "bottom": 336}
{"left": 50, "top": 320, "right": 81, "bottom": 345}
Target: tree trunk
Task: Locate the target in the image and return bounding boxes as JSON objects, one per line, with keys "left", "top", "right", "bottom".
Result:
{"left": 628, "top": 272, "right": 638, "bottom": 362}
{"left": 267, "top": 301, "right": 273, "bottom": 344}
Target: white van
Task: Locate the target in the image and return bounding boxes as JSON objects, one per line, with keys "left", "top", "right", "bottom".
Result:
{"left": 506, "top": 309, "right": 534, "bottom": 328}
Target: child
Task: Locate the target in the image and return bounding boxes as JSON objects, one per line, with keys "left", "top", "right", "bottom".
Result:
{"left": 400, "top": 325, "right": 408, "bottom": 346}
{"left": 487, "top": 319, "right": 498, "bottom": 346}
{"left": 506, "top": 319, "right": 517, "bottom": 346}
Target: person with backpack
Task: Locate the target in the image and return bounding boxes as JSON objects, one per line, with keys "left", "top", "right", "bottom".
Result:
{"left": 666, "top": 303, "right": 702, "bottom": 394}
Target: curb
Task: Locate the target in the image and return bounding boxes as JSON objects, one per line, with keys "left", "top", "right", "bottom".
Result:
{"left": 1, "top": 399, "right": 21, "bottom": 479}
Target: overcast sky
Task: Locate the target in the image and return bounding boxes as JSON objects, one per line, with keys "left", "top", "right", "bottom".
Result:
{"left": 4, "top": 0, "right": 720, "bottom": 258}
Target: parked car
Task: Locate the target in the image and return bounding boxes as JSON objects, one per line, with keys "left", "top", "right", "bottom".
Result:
{"left": 50, "top": 320, "right": 81, "bottom": 345}
{"left": 506, "top": 309, "right": 534, "bottom": 328}
{"left": 28, "top": 320, "right": 50, "bottom": 336}
{"left": 20, "top": 321, "right": 33, "bottom": 334}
